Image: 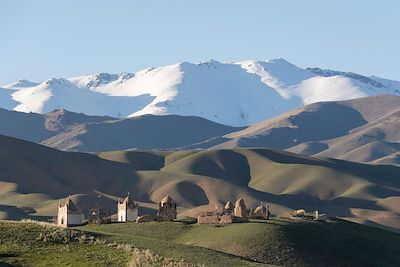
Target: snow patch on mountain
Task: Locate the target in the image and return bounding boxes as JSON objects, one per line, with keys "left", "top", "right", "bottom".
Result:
{"left": 237, "top": 59, "right": 378, "bottom": 106}
{"left": 4, "top": 79, "right": 39, "bottom": 90}
{"left": 78, "top": 64, "right": 183, "bottom": 98}
{"left": 69, "top": 72, "right": 135, "bottom": 89}
{"left": 239, "top": 59, "right": 315, "bottom": 93}
{"left": 369, "top": 76, "right": 400, "bottom": 94}
{"left": 295, "top": 76, "right": 368, "bottom": 104}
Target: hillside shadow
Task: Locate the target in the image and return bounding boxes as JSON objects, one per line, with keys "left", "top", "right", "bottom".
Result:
{"left": 190, "top": 150, "right": 252, "bottom": 186}
{"left": 279, "top": 218, "right": 400, "bottom": 266}
{"left": 243, "top": 186, "right": 390, "bottom": 217}
{"left": 0, "top": 260, "right": 18, "bottom": 267}
{"left": 175, "top": 181, "right": 209, "bottom": 206}
{"left": 0, "top": 204, "right": 51, "bottom": 222}
{"left": 250, "top": 148, "right": 400, "bottom": 198}
{"left": 237, "top": 102, "right": 368, "bottom": 150}
{"left": 124, "top": 151, "right": 165, "bottom": 171}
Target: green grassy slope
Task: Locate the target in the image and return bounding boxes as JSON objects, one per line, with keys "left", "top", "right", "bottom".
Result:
{"left": 0, "top": 221, "right": 129, "bottom": 267}
{"left": 78, "top": 218, "right": 400, "bottom": 267}
{"left": 80, "top": 222, "right": 263, "bottom": 267}
{"left": 1, "top": 218, "right": 399, "bottom": 267}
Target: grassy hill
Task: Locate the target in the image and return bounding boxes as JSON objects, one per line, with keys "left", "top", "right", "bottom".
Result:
{"left": 0, "top": 221, "right": 129, "bottom": 267}
{"left": 2, "top": 218, "right": 398, "bottom": 267}
{"left": 0, "top": 134, "right": 399, "bottom": 232}
{"left": 77, "top": 218, "right": 400, "bottom": 266}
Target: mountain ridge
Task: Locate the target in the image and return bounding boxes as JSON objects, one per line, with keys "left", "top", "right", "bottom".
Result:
{"left": 1, "top": 95, "right": 400, "bottom": 164}
{"left": 3, "top": 58, "right": 400, "bottom": 126}
{"left": 0, "top": 107, "right": 242, "bottom": 152}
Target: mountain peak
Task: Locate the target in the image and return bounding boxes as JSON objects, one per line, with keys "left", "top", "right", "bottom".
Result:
{"left": 44, "top": 78, "right": 75, "bottom": 88}
{"left": 3, "top": 79, "right": 39, "bottom": 89}
{"left": 266, "top": 58, "right": 291, "bottom": 65}
{"left": 86, "top": 73, "right": 119, "bottom": 88}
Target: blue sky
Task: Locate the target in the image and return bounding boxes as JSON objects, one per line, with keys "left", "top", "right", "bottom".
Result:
{"left": 1, "top": 0, "right": 399, "bottom": 85}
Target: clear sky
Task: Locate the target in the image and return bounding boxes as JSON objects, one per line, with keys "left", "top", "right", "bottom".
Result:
{"left": 1, "top": 0, "right": 399, "bottom": 85}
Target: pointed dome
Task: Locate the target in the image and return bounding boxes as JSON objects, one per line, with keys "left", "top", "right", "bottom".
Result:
{"left": 120, "top": 194, "right": 138, "bottom": 208}
{"left": 160, "top": 195, "right": 175, "bottom": 205}
{"left": 63, "top": 196, "right": 78, "bottom": 212}
{"left": 235, "top": 198, "right": 245, "bottom": 207}
{"left": 224, "top": 201, "right": 234, "bottom": 210}
{"left": 254, "top": 204, "right": 266, "bottom": 214}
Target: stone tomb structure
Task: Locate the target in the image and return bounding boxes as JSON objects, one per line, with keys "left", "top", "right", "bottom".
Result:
{"left": 223, "top": 201, "right": 234, "bottom": 215}
{"left": 287, "top": 209, "right": 329, "bottom": 222}
{"left": 57, "top": 196, "right": 84, "bottom": 227}
{"left": 157, "top": 195, "right": 177, "bottom": 221}
{"left": 88, "top": 208, "right": 111, "bottom": 224}
{"left": 198, "top": 198, "right": 249, "bottom": 224}
{"left": 136, "top": 195, "right": 177, "bottom": 223}
{"left": 249, "top": 203, "right": 271, "bottom": 219}
{"left": 118, "top": 194, "right": 139, "bottom": 222}
{"left": 313, "top": 210, "right": 328, "bottom": 221}
{"left": 234, "top": 198, "right": 248, "bottom": 219}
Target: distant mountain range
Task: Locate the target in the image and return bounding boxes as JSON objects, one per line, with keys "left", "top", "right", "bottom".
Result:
{"left": 2, "top": 59, "right": 400, "bottom": 126}
{"left": 1, "top": 95, "right": 400, "bottom": 165}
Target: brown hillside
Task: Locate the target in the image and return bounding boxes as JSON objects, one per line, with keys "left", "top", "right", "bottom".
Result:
{"left": 0, "top": 134, "right": 399, "bottom": 232}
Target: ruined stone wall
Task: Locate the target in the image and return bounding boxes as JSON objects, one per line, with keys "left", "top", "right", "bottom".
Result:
{"left": 66, "top": 213, "right": 83, "bottom": 226}
{"left": 136, "top": 214, "right": 157, "bottom": 223}
{"left": 197, "top": 215, "right": 220, "bottom": 224}
{"left": 127, "top": 208, "right": 138, "bottom": 222}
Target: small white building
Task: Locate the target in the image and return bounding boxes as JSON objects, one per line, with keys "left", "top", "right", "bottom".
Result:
{"left": 118, "top": 194, "right": 139, "bottom": 222}
{"left": 57, "top": 196, "right": 84, "bottom": 227}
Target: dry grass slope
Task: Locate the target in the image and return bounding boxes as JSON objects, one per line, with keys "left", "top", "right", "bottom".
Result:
{"left": 0, "top": 134, "right": 399, "bottom": 232}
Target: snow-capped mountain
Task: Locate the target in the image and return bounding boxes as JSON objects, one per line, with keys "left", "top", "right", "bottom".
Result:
{"left": 2, "top": 58, "right": 400, "bottom": 126}
{"left": 3, "top": 78, "right": 153, "bottom": 118}
{"left": 3, "top": 79, "right": 40, "bottom": 89}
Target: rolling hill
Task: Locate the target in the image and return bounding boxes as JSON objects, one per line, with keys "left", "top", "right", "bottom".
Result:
{"left": 214, "top": 95, "right": 400, "bottom": 164}
{"left": 2, "top": 59, "right": 400, "bottom": 126}
{"left": 79, "top": 218, "right": 400, "bottom": 266}
{"left": 3, "top": 218, "right": 400, "bottom": 266}
{"left": 0, "top": 134, "right": 399, "bottom": 232}
{"left": 0, "top": 108, "right": 241, "bottom": 151}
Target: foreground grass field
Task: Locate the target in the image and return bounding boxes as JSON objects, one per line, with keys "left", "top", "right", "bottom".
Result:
{"left": 80, "top": 221, "right": 264, "bottom": 267}
{"left": 78, "top": 218, "right": 400, "bottom": 267}
{"left": 1, "top": 218, "right": 400, "bottom": 266}
{"left": 0, "top": 221, "right": 129, "bottom": 266}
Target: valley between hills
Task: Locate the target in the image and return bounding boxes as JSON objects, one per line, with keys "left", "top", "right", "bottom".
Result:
{"left": 0, "top": 133, "right": 399, "bottom": 233}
